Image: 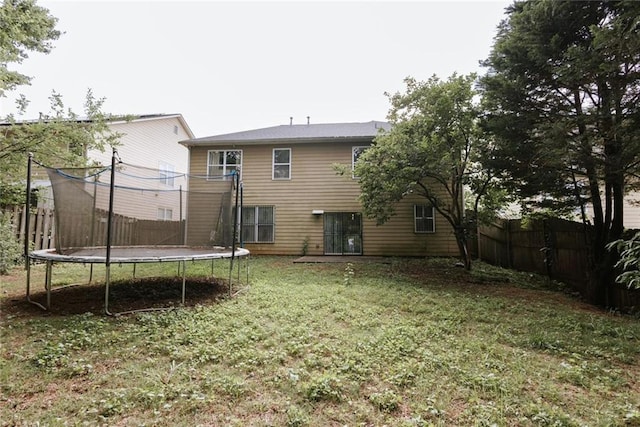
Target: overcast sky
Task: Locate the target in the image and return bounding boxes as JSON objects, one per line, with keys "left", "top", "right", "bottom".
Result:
{"left": 1, "top": 0, "right": 512, "bottom": 137}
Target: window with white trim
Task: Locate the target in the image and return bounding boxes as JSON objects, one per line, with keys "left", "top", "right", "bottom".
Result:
{"left": 414, "top": 205, "right": 435, "bottom": 233}
{"left": 242, "top": 206, "right": 275, "bottom": 243}
{"left": 159, "top": 161, "right": 175, "bottom": 187}
{"left": 157, "top": 207, "right": 173, "bottom": 221}
{"left": 273, "top": 148, "right": 291, "bottom": 180}
{"left": 207, "top": 150, "right": 242, "bottom": 180}
{"left": 352, "top": 146, "right": 369, "bottom": 178}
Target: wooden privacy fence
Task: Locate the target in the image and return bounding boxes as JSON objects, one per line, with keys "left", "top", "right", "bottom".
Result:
{"left": 3, "top": 206, "right": 185, "bottom": 253}
{"left": 3, "top": 205, "right": 55, "bottom": 251}
{"left": 477, "top": 218, "right": 639, "bottom": 310}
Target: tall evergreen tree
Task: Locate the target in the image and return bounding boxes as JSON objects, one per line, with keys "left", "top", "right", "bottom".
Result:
{"left": 480, "top": 1, "right": 640, "bottom": 305}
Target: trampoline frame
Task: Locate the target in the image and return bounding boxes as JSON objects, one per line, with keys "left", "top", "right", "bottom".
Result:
{"left": 26, "top": 246, "right": 250, "bottom": 315}
{"left": 24, "top": 150, "right": 250, "bottom": 315}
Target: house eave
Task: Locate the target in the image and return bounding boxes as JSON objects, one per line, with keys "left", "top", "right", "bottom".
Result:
{"left": 179, "top": 135, "right": 375, "bottom": 148}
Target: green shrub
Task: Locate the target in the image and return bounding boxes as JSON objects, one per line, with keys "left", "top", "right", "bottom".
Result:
{"left": 609, "top": 231, "right": 640, "bottom": 289}
{"left": 0, "top": 212, "right": 22, "bottom": 274}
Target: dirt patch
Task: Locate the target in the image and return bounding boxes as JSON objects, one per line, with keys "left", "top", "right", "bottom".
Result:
{"left": 1, "top": 276, "right": 230, "bottom": 317}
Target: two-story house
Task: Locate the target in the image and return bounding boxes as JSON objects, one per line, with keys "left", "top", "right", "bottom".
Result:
{"left": 87, "top": 114, "right": 194, "bottom": 222}
{"left": 179, "top": 120, "right": 459, "bottom": 257}
{"left": 24, "top": 113, "right": 194, "bottom": 222}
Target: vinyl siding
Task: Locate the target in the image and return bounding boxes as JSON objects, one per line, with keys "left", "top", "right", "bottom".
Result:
{"left": 87, "top": 117, "right": 190, "bottom": 221}
{"left": 586, "top": 189, "right": 640, "bottom": 230}
{"left": 186, "top": 141, "right": 459, "bottom": 257}
{"left": 623, "top": 190, "right": 640, "bottom": 229}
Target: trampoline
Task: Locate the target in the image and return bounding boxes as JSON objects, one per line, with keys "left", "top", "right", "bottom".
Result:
{"left": 25, "top": 150, "right": 250, "bottom": 315}
{"left": 27, "top": 246, "right": 250, "bottom": 315}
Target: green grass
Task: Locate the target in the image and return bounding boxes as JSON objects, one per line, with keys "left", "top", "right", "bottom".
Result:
{"left": 1, "top": 256, "right": 639, "bottom": 426}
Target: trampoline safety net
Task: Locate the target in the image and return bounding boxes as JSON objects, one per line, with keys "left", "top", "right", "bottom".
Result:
{"left": 44, "top": 160, "right": 236, "bottom": 254}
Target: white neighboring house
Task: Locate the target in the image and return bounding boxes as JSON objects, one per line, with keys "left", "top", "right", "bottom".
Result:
{"left": 622, "top": 191, "right": 640, "bottom": 230}
{"left": 87, "top": 114, "right": 194, "bottom": 221}
{"left": 31, "top": 114, "right": 194, "bottom": 222}
{"left": 585, "top": 189, "right": 640, "bottom": 230}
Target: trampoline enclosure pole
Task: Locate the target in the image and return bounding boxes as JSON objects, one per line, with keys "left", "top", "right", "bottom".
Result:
{"left": 24, "top": 153, "right": 32, "bottom": 270}
{"left": 229, "top": 171, "right": 239, "bottom": 296}
{"left": 104, "top": 149, "right": 117, "bottom": 314}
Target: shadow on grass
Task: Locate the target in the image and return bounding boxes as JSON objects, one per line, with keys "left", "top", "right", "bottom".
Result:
{"left": 1, "top": 276, "right": 230, "bottom": 317}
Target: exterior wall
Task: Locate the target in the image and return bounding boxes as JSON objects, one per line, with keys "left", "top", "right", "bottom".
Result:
{"left": 623, "top": 190, "right": 640, "bottom": 229}
{"left": 87, "top": 116, "right": 190, "bottom": 221}
{"left": 586, "top": 189, "right": 640, "bottom": 231}
{"left": 186, "top": 141, "right": 459, "bottom": 257}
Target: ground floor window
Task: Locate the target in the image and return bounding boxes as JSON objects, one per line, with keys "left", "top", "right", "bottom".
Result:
{"left": 414, "top": 205, "right": 435, "bottom": 233}
{"left": 157, "top": 207, "right": 173, "bottom": 221}
{"left": 242, "top": 206, "right": 275, "bottom": 243}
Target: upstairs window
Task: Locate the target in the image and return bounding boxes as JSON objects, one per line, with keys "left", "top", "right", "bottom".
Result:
{"left": 242, "top": 206, "right": 275, "bottom": 243}
{"left": 273, "top": 148, "right": 291, "bottom": 180}
{"left": 352, "top": 146, "right": 369, "bottom": 178}
{"left": 414, "top": 205, "right": 435, "bottom": 233}
{"left": 208, "top": 150, "right": 242, "bottom": 180}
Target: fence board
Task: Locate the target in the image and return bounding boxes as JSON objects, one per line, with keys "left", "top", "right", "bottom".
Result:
{"left": 478, "top": 218, "right": 639, "bottom": 310}
{"left": 4, "top": 206, "right": 186, "bottom": 253}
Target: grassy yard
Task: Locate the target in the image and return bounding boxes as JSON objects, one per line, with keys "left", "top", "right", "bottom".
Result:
{"left": 1, "top": 256, "right": 639, "bottom": 426}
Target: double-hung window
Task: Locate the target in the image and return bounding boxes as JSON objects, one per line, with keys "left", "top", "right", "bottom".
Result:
{"left": 352, "top": 146, "right": 369, "bottom": 178}
{"left": 159, "top": 161, "right": 175, "bottom": 187}
{"left": 157, "top": 207, "right": 173, "bottom": 221}
{"left": 414, "top": 205, "right": 435, "bottom": 233}
{"left": 207, "top": 150, "right": 242, "bottom": 180}
{"left": 242, "top": 206, "right": 275, "bottom": 243}
{"left": 273, "top": 148, "right": 291, "bottom": 180}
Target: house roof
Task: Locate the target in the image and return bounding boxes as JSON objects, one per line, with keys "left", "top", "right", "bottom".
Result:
{"left": 179, "top": 120, "right": 391, "bottom": 147}
{"left": 1, "top": 113, "right": 196, "bottom": 139}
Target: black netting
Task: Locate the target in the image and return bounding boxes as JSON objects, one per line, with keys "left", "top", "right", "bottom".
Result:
{"left": 43, "top": 161, "right": 235, "bottom": 254}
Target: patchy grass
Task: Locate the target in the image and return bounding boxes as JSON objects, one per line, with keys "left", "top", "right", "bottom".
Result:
{"left": 1, "top": 256, "right": 639, "bottom": 426}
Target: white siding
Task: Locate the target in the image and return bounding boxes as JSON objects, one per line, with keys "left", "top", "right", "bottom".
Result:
{"left": 86, "top": 116, "right": 190, "bottom": 221}
{"left": 623, "top": 191, "right": 640, "bottom": 229}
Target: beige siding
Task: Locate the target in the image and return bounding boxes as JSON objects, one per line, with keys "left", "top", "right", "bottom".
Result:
{"left": 186, "top": 142, "right": 459, "bottom": 256}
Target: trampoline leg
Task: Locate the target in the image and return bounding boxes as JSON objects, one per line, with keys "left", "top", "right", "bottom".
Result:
{"left": 45, "top": 260, "right": 52, "bottom": 310}
{"left": 246, "top": 254, "right": 250, "bottom": 285}
{"left": 26, "top": 257, "right": 32, "bottom": 302}
{"left": 105, "top": 265, "right": 113, "bottom": 316}
{"left": 26, "top": 258, "right": 48, "bottom": 311}
{"left": 181, "top": 260, "right": 186, "bottom": 305}
{"left": 228, "top": 258, "right": 233, "bottom": 297}
{"left": 237, "top": 255, "right": 241, "bottom": 284}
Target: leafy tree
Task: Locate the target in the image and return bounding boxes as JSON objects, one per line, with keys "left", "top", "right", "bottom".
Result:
{"left": 0, "top": 0, "right": 60, "bottom": 96}
{"left": 355, "top": 73, "right": 504, "bottom": 270}
{"left": 608, "top": 231, "right": 640, "bottom": 290}
{"left": 2, "top": 91, "right": 122, "bottom": 207}
{"left": 0, "top": 0, "right": 121, "bottom": 276}
{"left": 1, "top": 0, "right": 121, "bottom": 206}
{"left": 479, "top": 1, "right": 640, "bottom": 305}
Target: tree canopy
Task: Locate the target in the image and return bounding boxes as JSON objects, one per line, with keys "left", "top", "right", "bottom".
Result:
{"left": 0, "top": 0, "right": 120, "bottom": 206}
{"left": 479, "top": 0, "right": 640, "bottom": 305}
{"left": 355, "top": 73, "right": 503, "bottom": 270}
{"left": 0, "top": 0, "right": 60, "bottom": 97}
